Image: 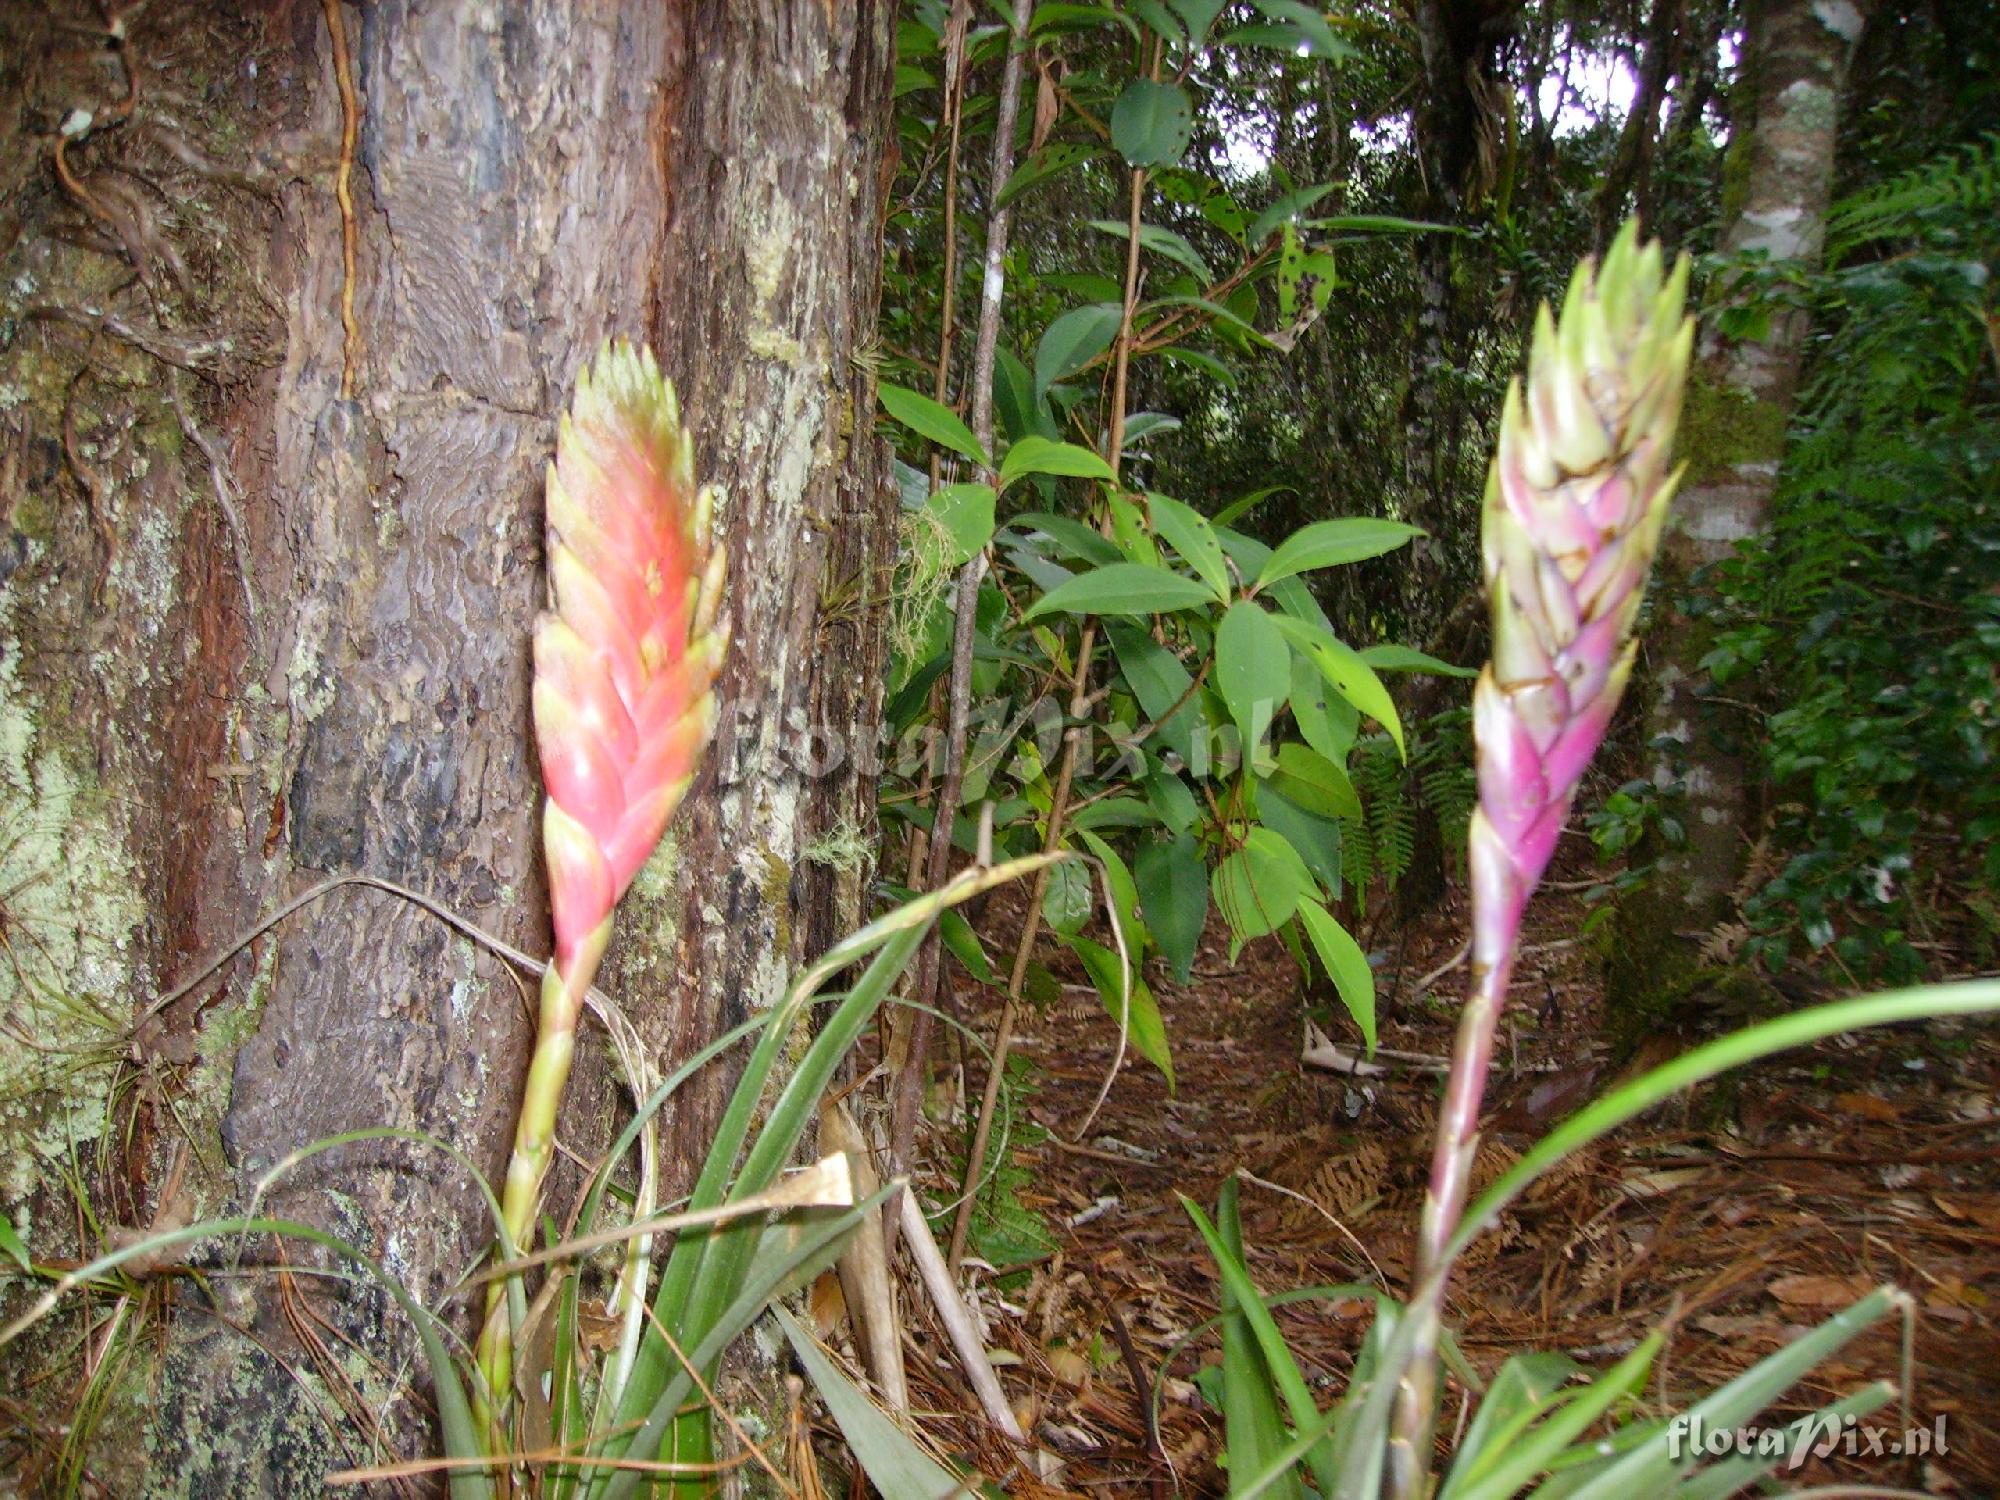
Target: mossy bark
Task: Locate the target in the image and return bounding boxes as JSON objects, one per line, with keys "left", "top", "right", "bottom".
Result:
{"left": 0, "top": 2, "right": 895, "bottom": 1492}
{"left": 1613, "top": 0, "right": 1869, "bottom": 1028}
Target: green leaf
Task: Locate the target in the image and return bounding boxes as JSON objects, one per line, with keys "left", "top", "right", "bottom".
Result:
{"left": 1126, "top": 0, "right": 1187, "bottom": 43}
{"left": 0, "top": 1213, "right": 26, "bottom": 1274}
{"left": 924, "top": 482, "right": 996, "bottom": 566}
{"left": 1450, "top": 1353, "right": 1584, "bottom": 1485}
{"left": 1067, "top": 933, "right": 1175, "bottom": 1090}
{"left": 1187, "top": 1184, "right": 1332, "bottom": 1498}
{"left": 1289, "top": 651, "right": 1359, "bottom": 764}
{"left": 893, "top": 63, "right": 936, "bottom": 98}
{"left": 1136, "top": 832, "right": 1207, "bottom": 984}
{"left": 1144, "top": 769, "right": 1201, "bottom": 833}
{"left": 1156, "top": 344, "right": 1238, "bottom": 386}
{"left": 1120, "top": 411, "right": 1183, "bottom": 446}
{"left": 1147, "top": 492, "right": 1230, "bottom": 601}
{"left": 1306, "top": 213, "right": 1454, "bottom": 236}
{"left": 1271, "top": 612, "right": 1406, "bottom": 759}
{"left": 878, "top": 382, "right": 986, "bottom": 466}
{"left": 1246, "top": 184, "right": 1335, "bottom": 248}
{"left": 1294, "top": 897, "right": 1374, "bottom": 1051}
{"left": 998, "top": 434, "right": 1117, "bottom": 489}
{"left": 778, "top": 1308, "right": 970, "bottom": 1499}
{"left": 1211, "top": 826, "right": 1315, "bottom": 947}
{"left": 939, "top": 908, "right": 996, "bottom": 984}
{"left": 1023, "top": 561, "right": 1216, "bottom": 620}
{"left": 1110, "top": 79, "right": 1194, "bottom": 168}
{"left": 1007, "top": 510, "right": 1123, "bottom": 566}
{"left": 1256, "top": 517, "right": 1424, "bottom": 588}
{"left": 998, "top": 142, "right": 1106, "bottom": 207}
{"left": 1276, "top": 222, "right": 1306, "bottom": 321}
{"left": 1266, "top": 742, "right": 1360, "bottom": 819}
{"left": 1106, "top": 490, "right": 1158, "bottom": 564}
{"left": 1166, "top": 0, "right": 1229, "bottom": 44}
{"left": 1253, "top": 787, "right": 1342, "bottom": 897}
{"left": 1035, "top": 303, "right": 1123, "bottom": 392}
{"left": 1069, "top": 796, "right": 1161, "bottom": 831}
{"left": 1108, "top": 622, "right": 1202, "bottom": 767}
{"left": 1075, "top": 828, "right": 1143, "bottom": 953}
{"left": 1215, "top": 600, "right": 1290, "bottom": 765}
{"left": 1358, "top": 642, "right": 1477, "bottom": 677}
{"left": 1212, "top": 484, "right": 1292, "bottom": 527}
{"left": 1030, "top": 3, "right": 1141, "bottom": 38}
{"left": 1087, "top": 219, "right": 1213, "bottom": 281}
{"left": 1242, "top": 0, "right": 1355, "bottom": 59}
{"left": 1041, "top": 856, "right": 1094, "bottom": 936}
{"left": 993, "top": 346, "right": 1053, "bottom": 443}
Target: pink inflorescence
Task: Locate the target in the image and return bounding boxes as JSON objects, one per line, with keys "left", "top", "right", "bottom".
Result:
{"left": 532, "top": 340, "right": 727, "bottom": 977}
{"left": 1470, "top": 224, "right": 1692, "bottom": 951}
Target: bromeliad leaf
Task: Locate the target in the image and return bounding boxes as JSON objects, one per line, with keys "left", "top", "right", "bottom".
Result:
{"left": 1271, "top": 612, "right": 1406, "bottom": 759}
{"left": 878, "top": 382, "right": 987, "bottom": 466}
{"left": 1024, "top": 562, "right": 1216, "bottom": 620}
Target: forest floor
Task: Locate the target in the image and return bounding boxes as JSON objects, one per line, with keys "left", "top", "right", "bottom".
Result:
{"left": 881, "top": 863, "right": 2000, "bottom": 1498}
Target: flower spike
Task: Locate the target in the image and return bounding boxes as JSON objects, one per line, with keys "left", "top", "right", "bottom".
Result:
{"left": 479, "top": 339, "right": 726, "bottom": 1416}
{"left": 1391, "top": 222, "right": 1693, "bottom": 1494}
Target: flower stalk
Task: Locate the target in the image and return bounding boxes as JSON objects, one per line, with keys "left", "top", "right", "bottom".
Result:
{"left": 1390, "top": 222, "right": 1692, "bottom": 1492}
{"left": 476, "top": 340, "right": 726, "bottom": 1418}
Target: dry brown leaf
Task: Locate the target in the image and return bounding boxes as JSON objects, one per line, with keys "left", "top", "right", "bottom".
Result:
{"left": 1694, "top": 1313, "right": 1779, "bottom": 1339}
{"left": 1769, "top": 1273, "right": 1873, "bottom": 1309}
{"left": 1834, "top": 1090, "right": 1902, "bottom": 1122}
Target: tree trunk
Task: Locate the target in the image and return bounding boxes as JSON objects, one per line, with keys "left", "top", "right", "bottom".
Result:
{"left": 0, "top": 2, "right": 893, "bottom": 1493}
{"left": 1613, "top": 0, "right": 1867, "bottom": 1022}
{"left": 1397, "top": 0, "right": 1515, "bottom": 642}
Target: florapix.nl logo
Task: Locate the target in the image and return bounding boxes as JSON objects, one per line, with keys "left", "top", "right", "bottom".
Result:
{"left": 1667, "top": 1410, "right": 1949, "bottom": 1472}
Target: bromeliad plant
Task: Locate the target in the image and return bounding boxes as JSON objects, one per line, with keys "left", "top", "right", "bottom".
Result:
{"left": 0, "top": 341, "right": 1057, "bottom": 1499}
{"left": 1394, "top": 221, "right": 1695, "bottom": 1472}
{"left": 1171, "top": 223, "right": 2000, "bottom": 1498}
{"left": 476, "top": 341, "right": 727, "bottom": 1407}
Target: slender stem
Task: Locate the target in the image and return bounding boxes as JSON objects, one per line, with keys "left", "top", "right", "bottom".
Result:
{"left": 902, "top": 17, "right": 970, "bottom": 892}
{"left": 475, "top": 916, "right": 610, "bottom": 1429}
{"left": 1388, "top": 940, "right": 1511, "bottom": 1496}
{"left": 946, "top": 109, "right": 1153, "bottom": 1271}
{"left": 889, "top": 2, "right": 1031, "bottom": 1185}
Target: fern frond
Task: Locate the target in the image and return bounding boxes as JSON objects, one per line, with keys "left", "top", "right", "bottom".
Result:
{"left": 1827, "top": 133, "right": 2000, "bottom": 259}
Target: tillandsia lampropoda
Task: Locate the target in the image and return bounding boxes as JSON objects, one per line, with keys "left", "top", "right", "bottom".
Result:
{"left": 1391, "top": 221, "right": 1693, "bottom": 1489}
{"left": 477, "top": 339, "right": 727, "bottom": 1410}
